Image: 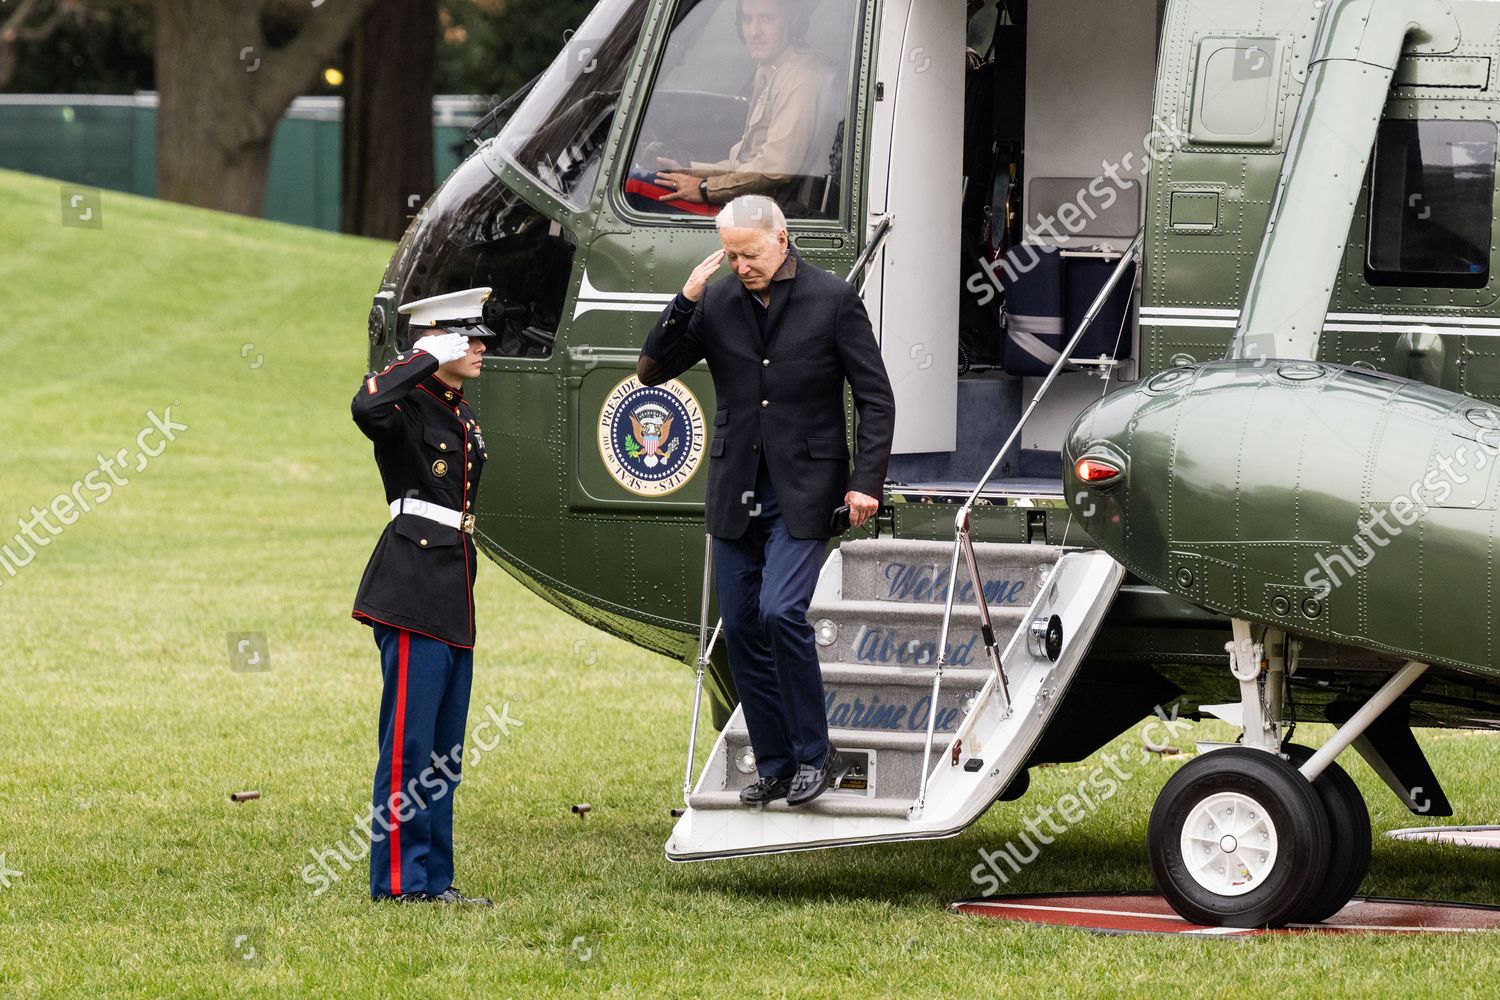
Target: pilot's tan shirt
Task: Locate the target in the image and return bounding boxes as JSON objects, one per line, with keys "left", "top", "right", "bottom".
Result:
{"left": 692, "top": 48, "right": 829, "bottom": 202}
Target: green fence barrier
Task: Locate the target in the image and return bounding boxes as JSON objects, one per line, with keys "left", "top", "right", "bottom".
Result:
{"left": 0, "top": 94, "right": 484, "bottom": 232}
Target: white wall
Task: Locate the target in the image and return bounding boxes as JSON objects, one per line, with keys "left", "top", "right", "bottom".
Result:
{"left": 1023, "top": 0, "right": 1159, "bottom": 251}
{"left": 865, "top": 0, "right": 966, "bottom": 455}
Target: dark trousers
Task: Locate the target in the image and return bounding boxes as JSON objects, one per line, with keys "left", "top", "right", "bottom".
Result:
{"left": 370, "top": 623, "right": 473, "bottom": 898}
{"left": 712, "top": 463, "right": 829, "bottom": 779}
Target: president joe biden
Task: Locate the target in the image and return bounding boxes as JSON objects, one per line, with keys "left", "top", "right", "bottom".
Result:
{"left": 637, "top": 195, "right": 895, "bottom": 807}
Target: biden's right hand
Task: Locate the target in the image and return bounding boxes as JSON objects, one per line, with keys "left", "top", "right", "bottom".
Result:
{"left": 413, "top": 331, "right": 470, "bottom": 365}
{"left": 683, "top": 250, "right": 726, "bottom": 303}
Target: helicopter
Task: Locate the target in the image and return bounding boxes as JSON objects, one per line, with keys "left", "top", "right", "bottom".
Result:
{"left": 367, "top": 0, "right": 1500, "bottom": 927}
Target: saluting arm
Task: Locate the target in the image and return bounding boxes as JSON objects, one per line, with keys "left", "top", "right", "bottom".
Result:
{"left": 637, "top": 250, "right": 725, "bottom": 386}
{"left": 835, "top": 285, "right": 896, "bottom": 499}
{"left": 636, "top": 295, "right": 707, "bottom": 387}
{"left": 350, "top": 332, "right": 467, "bottom": 441}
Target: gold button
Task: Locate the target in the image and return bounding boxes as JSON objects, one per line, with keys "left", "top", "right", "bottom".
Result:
{"left": 466, "top": 462, "right": 472, "bottom": 471}
{"left": 444, "top": 392, "right": 453, "bottom": 400}
{"left": 761, "top": 400, "right": 769, "bottom": 408}
{"left": 762, "top": 359, "right": 770, "bottom": 367}
{"left": 465, "top": 501, "right": 471, "bottom": 510}
{"left": 466, "top": 444, "right": 471, "bottom": 452}
{"left": 419, "top": 538, "right": 428, "bottom": 547}
{"left": 439, "top": 443, "right": 448, "bottom": 451}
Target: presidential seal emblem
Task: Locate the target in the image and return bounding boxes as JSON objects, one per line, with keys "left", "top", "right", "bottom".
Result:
{"left": 598, "top": 376, "right": 706, "bottom": 497}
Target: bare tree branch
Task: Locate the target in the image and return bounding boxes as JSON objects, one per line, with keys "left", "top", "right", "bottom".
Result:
{"left": 0, "top": 0, "right": 101, "bottom": 90}
{"left": 248, "top": 0, "right": 379, "bottom": 121}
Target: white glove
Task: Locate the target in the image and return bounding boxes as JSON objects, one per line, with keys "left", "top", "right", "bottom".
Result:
{"left": 413, "top": 331, "right": 470, "bottom": 365}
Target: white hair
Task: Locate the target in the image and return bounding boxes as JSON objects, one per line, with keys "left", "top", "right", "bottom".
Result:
{"left": 715, "top": 195, "right": 787, "bottom": 238}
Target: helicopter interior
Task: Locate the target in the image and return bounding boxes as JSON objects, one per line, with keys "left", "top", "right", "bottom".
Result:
{"left": 875, "top": 0, "right": 1157, "bottom": 501}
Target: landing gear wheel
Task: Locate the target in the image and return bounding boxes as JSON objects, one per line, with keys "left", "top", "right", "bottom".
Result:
{"left": 1282, "top": 743, "right": 1371, "bottom": 924}
{"left": 1148, "top": 747, "right": 1330, "bottom": 928}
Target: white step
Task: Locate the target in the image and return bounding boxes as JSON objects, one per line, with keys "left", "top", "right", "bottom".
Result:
{"left": 806, "top": 599, "right": 1026, "bottom": 668}
{"left": 691, "top": 727, "right": 932, "bottom": 818}
{"left": 668, "top": 549, "right": 1128, "bottom": 862}
{"left": 817, "top": 661, "right": 988, "bottom": 737}
{"left": 834, "top": 538, "right": 1060, "bottom": 606}
{"left": 719, "top": 723, "right": 933, "bottom": 753}
{"left": 685, "top": 790, "right": 912, "bottom": 819}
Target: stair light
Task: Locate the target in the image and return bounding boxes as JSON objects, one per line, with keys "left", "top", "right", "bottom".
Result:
{"left": 814, "top": 618, "right": 838, "bottom": 647}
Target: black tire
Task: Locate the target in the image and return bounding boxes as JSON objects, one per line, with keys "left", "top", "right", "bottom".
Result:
{"left": 1282, "top": 743, "right": 1372, "bottom": 924}
{"left": 1148, "top": 747, "right": 1331, "bottom": 928}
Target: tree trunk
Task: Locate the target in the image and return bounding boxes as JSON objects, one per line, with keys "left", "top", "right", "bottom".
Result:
{"left": 341, "top": 0, "right": 437, "bottom": 239}
{"left": 152, "top": 0, "right": 376, "bottom": 216}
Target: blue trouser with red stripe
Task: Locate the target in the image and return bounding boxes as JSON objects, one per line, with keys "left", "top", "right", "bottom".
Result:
{"left": 369, "top": 624, "right": 473, "bottom": 899}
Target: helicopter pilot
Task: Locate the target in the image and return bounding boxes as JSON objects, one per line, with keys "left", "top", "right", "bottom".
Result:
{"left": 349, "top": 287, "right": 497, "bottom": 906}
{"left": 653, "top": 0, "right": 833, "bottom": 208}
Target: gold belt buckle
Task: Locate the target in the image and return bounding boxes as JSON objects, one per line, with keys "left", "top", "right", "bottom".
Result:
{"left": 461, "top": 513, "right": 476, "bottom": 535}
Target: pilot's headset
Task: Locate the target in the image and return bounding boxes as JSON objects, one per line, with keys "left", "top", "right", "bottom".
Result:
{"left": 735, "top": 0, "right": 814, "bottom": 46}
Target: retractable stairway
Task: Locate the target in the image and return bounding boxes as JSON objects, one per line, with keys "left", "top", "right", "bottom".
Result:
{"left": 665, "top": 228, "right": 1141, "bottom": 862}
{"left": 665, "top": 539, "right": 1124, "bottom": 860}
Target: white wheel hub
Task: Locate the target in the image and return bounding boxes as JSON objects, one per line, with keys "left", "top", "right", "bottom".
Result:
{"left": 1180, "top": 791, "right": 1278, "bottom": 897}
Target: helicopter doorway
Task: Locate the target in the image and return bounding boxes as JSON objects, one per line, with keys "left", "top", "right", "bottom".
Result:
{"left": 880, "top": 0, "right": 1156, "bottom": 500}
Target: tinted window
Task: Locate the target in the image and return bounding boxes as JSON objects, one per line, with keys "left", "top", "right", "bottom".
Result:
{"left": 623, "top": 0, "right": 862, "bottom": 221}
{"left": 1367, "top": 118, "right": 1496, "bottom": 289}
{"left": 495, "top": 0, "right": 651, "bottom": 209}
{"left": 385, "top": 155, "right": 574, "bottom": 359}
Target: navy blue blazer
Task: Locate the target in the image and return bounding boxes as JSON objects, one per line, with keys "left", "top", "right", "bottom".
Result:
{"left": 637, "top": 249, "right": 896, "bottom": 540}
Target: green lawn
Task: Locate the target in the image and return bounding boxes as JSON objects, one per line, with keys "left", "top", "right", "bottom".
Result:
{"left": 2, "top": 168, "right": 1500, "bottom": 997}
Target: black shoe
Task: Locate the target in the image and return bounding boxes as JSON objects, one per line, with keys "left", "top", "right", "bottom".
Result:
{"left": 739, "top": 775, "right": 792, "bottom": 805}
{"left": 430, "top": 886, "right": 493, "bottom": 906}
{"left": 787, "top": 752, "right": 840, "bottom": 807}
{"left": 385, "top": 891, "right": 434, "bottom": 904}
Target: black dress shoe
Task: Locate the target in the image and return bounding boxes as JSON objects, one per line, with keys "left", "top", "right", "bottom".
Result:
{"left": 739, "top": 775, "right": 792, "bottom": 804}
{"left": 787, "top": 752, "right": 840, "bottom": 807}
{"left": 386, "top": 891, "right": 433, "bottom": 904}
{"left": 430, "top": 886, "right": 493, "bottom": 906}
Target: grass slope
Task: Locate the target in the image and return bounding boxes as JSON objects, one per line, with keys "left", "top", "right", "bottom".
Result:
{"left": 1, "top": 168, "right": 1499, "bottom": 997}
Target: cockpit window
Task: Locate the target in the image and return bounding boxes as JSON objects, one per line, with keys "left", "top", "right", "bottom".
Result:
{"left": 1366, "top": 118, "right": 1497, "bottom": 289}
{"left": 494, "top": 0, "right": 651, "bottom": 209}
{"left": 623, "top": 0, "right": 862, "bottom": 221}
{"left": 384, "top": 155, "right": 574, "bottom": 359}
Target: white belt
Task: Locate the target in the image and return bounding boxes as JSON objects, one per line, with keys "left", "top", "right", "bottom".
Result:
{"left": 390, "top": 498, "right": 475, "bottom": 534}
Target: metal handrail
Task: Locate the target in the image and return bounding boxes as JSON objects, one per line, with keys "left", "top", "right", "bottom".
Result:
{"left": 845, "top": 215, "right": 894, "bottom": 285}
{"left": 913, "top": 229, "right": 1144, "bottom": 816}
{"left": 684, "top": 531, "right": 723, "bottom": 803}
